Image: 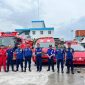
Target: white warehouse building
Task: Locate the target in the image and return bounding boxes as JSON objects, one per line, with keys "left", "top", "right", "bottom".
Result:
{"left": 15, "top": 20, "right": 54, "bottom": 39}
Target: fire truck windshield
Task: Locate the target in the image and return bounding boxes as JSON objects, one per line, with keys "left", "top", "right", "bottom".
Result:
{"left": 35, "top": 42, "right": 55, "bottom": 48}
{"left": 0, "top": 37, "right": 16, "bottom": 47}
{"left": 71, "top": 44, "right": 85, "bottom": 51}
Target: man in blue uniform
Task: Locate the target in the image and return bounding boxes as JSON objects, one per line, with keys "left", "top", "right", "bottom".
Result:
{"left": 6, "top": 45, "right": 14, "bottom": 72}
{"left": 15, "top": 45, "right": 23, "bottom": 72}
{"left": 47, "top": 45, "right": 55, "bottom": 72}
{"left": 55, "top": 44, "right": 65, "bottom": 73}
{"left": 23, "top": 44, "right": 32, "bottom": 72}
{"left": 65, "top": 42, "right": 74, "bottom": 74}
{"left": 35, "top": 43, "right": 42, "bottom": 72}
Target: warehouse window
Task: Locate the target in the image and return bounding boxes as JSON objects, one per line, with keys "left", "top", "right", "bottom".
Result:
{"left": 40, "top": 31, "right": 43, "bottom": 34}
{"left": 48, "top": 31, "right": 51, "bottom": 34}
{"left": 24, "top": 31, "right": 30, "bottom": 35}
{"left": 32, "top": 31, "right": 36, "bottom": 35}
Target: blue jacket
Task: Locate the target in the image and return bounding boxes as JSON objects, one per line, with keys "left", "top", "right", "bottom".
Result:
{"left": 55, "top": 48, "right": 65, "bottom": 60}
{"left": 35, "top": 47, "right": 42, "bottom": 57}
{"left": 7, "top": 48, "right": 14, "bottom": 59}
{"left": 15, "top": 48, "right": 23, "bottom": 59}
{"left": 65, "top": 48, "right": 74, "bottom": 60}
{"left": 47, "top": 48, "right": 55, "bottom": 56}
{"left": 23, "top": 48, "right": 32, "bottom": 58}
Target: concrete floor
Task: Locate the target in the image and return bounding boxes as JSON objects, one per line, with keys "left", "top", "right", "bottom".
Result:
{"left": 46, "top": 70, "right": 85, "bottom": 85}
{"left": 0, "top": 64, "right": 85, "bottom": 85}
{"left": 46, "top": 66, "right": 85, "bottom": 85}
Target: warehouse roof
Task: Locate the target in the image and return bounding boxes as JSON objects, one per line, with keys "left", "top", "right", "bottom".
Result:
{"left": 32, "top": 20, "right": 44, "bottom": 22}
{"left": 15, "top": 27, "right": 54, "bottom": 31}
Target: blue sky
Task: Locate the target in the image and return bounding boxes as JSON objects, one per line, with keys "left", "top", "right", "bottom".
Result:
{"left": 0, "top": 0, "right": 85, "bottom": 39}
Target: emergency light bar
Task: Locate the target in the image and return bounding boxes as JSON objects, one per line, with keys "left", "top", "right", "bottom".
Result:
{"left": 0, "top": 32, "right": 18, "bottom": 37}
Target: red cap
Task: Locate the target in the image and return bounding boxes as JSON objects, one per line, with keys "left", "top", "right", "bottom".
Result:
{"left": 67, "top": 42, "right": 71, "bottom": 45}
{"left": 37, "top": 43, "right": 40, "bottom": 45}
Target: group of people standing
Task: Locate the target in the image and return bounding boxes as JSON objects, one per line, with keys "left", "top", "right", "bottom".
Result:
{"left": 0, "top": 44, "right": 32, "bottom": 72}
{"left": 0, "top": 42, "right": 74, "bottom": 74}
{"left": 34, "top": 42, "right": 74, "bottom": 74}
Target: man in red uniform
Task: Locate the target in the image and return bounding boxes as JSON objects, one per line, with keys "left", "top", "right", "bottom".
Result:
{"left": 0, "top": 46, "right": 7, "bottom": 72}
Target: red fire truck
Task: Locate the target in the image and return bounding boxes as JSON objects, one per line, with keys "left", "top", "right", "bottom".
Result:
{"left": 0, "top": 32, "right": 33, "bottom": 59}
{"left": 0, "top": 32, "right": 19, "bottom": 48}
{"left": 0, "top": 32, "right": 33, "bottom": 48}
{"left": 65, "top": 41, "right": 85, "bottom": 65}
{"left": 32, "top": 37, "right": 56, "bottom": 64}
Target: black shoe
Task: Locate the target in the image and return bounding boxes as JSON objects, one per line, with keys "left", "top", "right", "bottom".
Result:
{"left": 57, "top": 70, "right": 59, "bottom": 73}
{"left": 12, "top": 70, "right": 14, "bottom": 71}
{"left": 66, "top": 71, "right": 69, "bottom": 74}
{"left": 52, "top": 70, "right": 55, "bottom": 72}
{"left": 16, "top": 69, "right": 18, "bottom": 71}
{"left": 47, "top": 69, "right": 50, "bottom": 71}
{"left": 21, "top": 70, "right": 23, "bottom": 72}
{"left": 21, "top": 68, "right": 23, "bottom": 72}
{"left": 71, "top": 72, "right": 74, "bottom": 74}
{"left": 6, "top": 70, "right": 9, "bottom": 72}
{"left": 24, "top": 70, "right": 26, "bottom": 72}
{"left": 29, "top": 69, "right": 31, "bottom": 72}
{"left": 37, "top": 70, "right": 39, "bottom": 72}
{"left": 62, "top": 71, "right": 64, "bottom": 73}
{"left": 24, "top": 68, "right": 26, "bottom": 72}
{"left": 5, "top": 70, "right": 8, "bottom": 72}
{"left": 13, "top": 70, "right": 16, "bottom": 72}
{"left": 39, "top": 70, "right": 42, "bottom": 72}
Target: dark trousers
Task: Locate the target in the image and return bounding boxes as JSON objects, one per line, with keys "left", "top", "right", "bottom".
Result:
{"left": 57, "top": 59, "right": 64, "bottom": 72}
{"left": 48, "top": 57, "right": 54, "bottom": 71}
{"left": 7, "top": 58, "right": 14, "bottom": 71}
{"left": 36, "top": 57, "right": 42, "bottom": 71}
{"left": 16, "top": 59, "right": 23, "bottom": 71}
{"left": 66, "top": 59, "right": 74, "bottom": 73}
{"left": 24, "top": 57, "right": 31, "bottom": 71}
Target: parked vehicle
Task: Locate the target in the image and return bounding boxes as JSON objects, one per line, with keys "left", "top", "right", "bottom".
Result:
{"left": 72, "top": 44, "right": 85, "bottom": 65}
{"left": 32, "top": 37, "right": 56, "bottom": 64}
{"left": 0, "top": 32, "right": 33, "bottom": 60}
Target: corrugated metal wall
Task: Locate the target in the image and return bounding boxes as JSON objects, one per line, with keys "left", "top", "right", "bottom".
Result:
{"left": 76, "top": 30, "right": 85, "bottom": 37}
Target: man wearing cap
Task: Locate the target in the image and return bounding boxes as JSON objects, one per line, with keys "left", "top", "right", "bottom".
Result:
{"left": 23, "top": 44, "right": 32, "bottom": 72}
{"left": 47, "top": 45, "right": 55, "bottom": 72}
{"left": 55, "top": 44, "right": 65, "bottom": 73}
{"left": 15, "top": 45, "right": 24, "bottom": 72}
{"left": 35, "top": 43, "right": 42, "bottom": 72}
{"left": 6, "top": 45, "right": 15, "bottom": 72}
{"left": 65, "top": 42, "right": 74, "bottom": 74}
